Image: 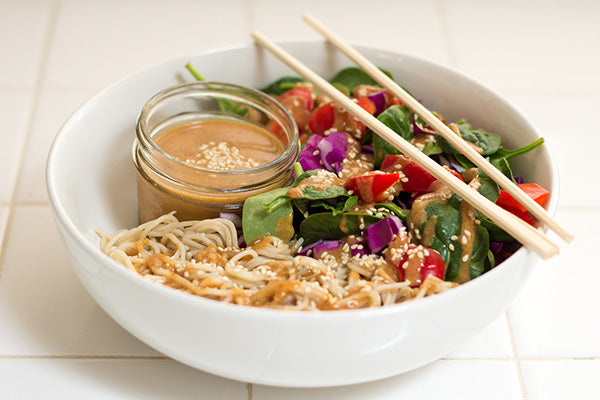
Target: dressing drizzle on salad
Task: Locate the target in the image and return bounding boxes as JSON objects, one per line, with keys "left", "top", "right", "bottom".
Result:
{"left": 241, "top": 67, "right": 550, "bottom": 287}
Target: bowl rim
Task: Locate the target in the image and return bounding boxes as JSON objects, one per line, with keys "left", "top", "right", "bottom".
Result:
{"left": 46, "top": 40, "right": 560, "bottom": 321}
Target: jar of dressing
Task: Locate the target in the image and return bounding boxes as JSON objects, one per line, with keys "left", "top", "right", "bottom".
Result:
{"left": 133, "top": 81, "right": 300, "bottom": 223}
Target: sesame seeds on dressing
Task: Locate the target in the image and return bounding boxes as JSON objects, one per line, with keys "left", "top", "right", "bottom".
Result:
{"left": 186, "top": 141, "right": 260, "bottom": 170}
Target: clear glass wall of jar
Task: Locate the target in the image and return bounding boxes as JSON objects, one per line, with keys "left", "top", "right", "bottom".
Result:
{"left": 133, "top": 81, "right": 299, "bottom": 223}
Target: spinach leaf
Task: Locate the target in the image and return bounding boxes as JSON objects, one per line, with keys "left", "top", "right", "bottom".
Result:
{"left": 491, "top": 157, "right": 515, "bottom": 182}
{"left": 416, "top": 200, "right": 493, "bottom": 282}
{"left": 300, "top": 184, "right": 348, "bottom": 200}
{"left": 486, "top": 137, "right": 545, "bottom": 182}
{"left": 374, "top": 202, "right": 410, "bottom": 222}
{"left": 477, "top": 173, "right": 500, "bottom": 202}
{"left": 419, "top": 202, "right": 463, "bottom": 279}
{"left": 329, "top": 67, "right": 393, "bottom": 94}
{"left": 242, "top": 187, "right": 294, "bottom": 244}
{"left": 436, "top": 119, "right": 502, "bottom": 156}
{"left": 260, "top": 77, "right": 305, "bottom": 95}
{"left": 422, "top": 141, "right": 444, "bottom": 156}
{"left": 468, "top": 225, "right": 493, "bottom": 279}
{"left": 477, "top": 213, "right": 514, "bottom": 242}
{"left": 372, "top": 105, "right": 413, "bottom": 167}
{"left": 184, "top": 62, "right": 249, "bottom": 117}
{"left": 299, "top": 212, "right": 380, "bottom": 245}
{"left": 312, "top": 195, "right": 359, "bottom": 216}
{"left": 491, "top": 137, "right": 545, "bottom": 160}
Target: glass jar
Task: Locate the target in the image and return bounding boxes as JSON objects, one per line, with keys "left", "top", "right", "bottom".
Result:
{"left": 133, "top": 81, "right": 299, "bottom": 223}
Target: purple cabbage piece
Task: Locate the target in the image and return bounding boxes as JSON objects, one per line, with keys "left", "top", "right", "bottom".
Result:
{"left": 413, "top": 114, "right": 437, "bottom": 135}
{"left": 366, "top": 90, "right": 386, "bottom": 116}
{"left": 318, "top": 131, "right": 347, "bottom": 173}
{"left": 514, "top": 176, "right": 524, "bottom": 184}
{"left": 299, "top": 239, "right": 340, "bottom": 257}
{"left": 432, "top": 154, "right": 466, "bottom": 173}
{"left": 363, "top": 215, "right": 404, "bottom": 254}
{"left": 298, "top": 134, "right": 324, "bottom": 171}
{"left": 298, "top": 131, "right": 348, "bottom": 174}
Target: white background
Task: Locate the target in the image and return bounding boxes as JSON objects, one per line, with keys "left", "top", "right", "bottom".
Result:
{"left": 0, "top": 0, "right": 598, "bottom": 398}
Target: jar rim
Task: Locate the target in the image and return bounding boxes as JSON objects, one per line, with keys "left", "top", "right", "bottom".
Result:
{"left": 135, "top": 81, "right": 300, "bottom": 176}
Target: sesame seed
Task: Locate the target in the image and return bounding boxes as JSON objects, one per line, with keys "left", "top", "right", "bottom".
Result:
{"left": 462, "top": 254, "right": 469, "bottom": 262}
{"left": 450, "top": 235, "right": 458, "bottom": 241}
{"left": 449, "top": 244, "right": 455, "bottom": 251}
{"left": 461, "top": 236, "right": 468, "bottom": 245}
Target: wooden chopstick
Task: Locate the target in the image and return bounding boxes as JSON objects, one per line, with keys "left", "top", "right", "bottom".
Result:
{"left": 251, "top": 30, "right": 560, "bottom": 260}
{"left": 302, "top": 13, "right": 573, "bottom": 244}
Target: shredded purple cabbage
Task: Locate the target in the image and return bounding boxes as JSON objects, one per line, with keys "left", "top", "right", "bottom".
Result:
{"left": 413, "top": 114, "right": 437, "bottom": 135}
{"left": 298, "top": 131, "right": 348, "bottom": 174}
{"left": 366, "top": 90, "right": 386, "bottom": 116}
{"left": 363, "top": 215, "right": 403, "bottom": 254}
{"left": 318, "top": 131, "right": 347, "bottom": 173}
{"left": 299, "top": 239, "right": 340, "bottom": 257}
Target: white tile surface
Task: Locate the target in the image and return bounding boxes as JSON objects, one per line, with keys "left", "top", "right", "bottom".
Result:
{"left": 439, "top": 0, "right": 600, "bottom": 93}
{"left": 0, "top": 92, "right": 33, "bottom": 203}
{"left": 0, "top": 0, "right": 53, "bottom": 88}
{"left": 44, "top": 0, "right": 249, "bottom": 90}
{"left": 250, "top": 0, "right": 450, "bottom": 66}
{"left": 254, "top": 360, "right": 523, "bottom": 400}
{"left": 508, "top": 209, "right": 600, "bottom": 358}
{"left": 0, "top": 358, "right": 248, "bottom": 399}
{"left": 521, "top": 360, "right": 600, "bottom": 400}
{"left": 15, "top": 89, "right": 96, "bottom": 203}
{"left": 0, "top": 206, "right": 159, "bottom": 356}
{"left": 506, "top": 95, "right": 600, "bottom": 207}
{"left": 1, "top": 0, "right": 598, "bottom": 398}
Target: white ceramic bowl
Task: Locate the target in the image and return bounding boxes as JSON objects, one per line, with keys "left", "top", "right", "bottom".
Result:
{"left": 46, "top": 42, "right": 558, "bottom": 387}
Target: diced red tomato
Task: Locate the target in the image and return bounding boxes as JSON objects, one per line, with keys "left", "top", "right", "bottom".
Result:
{"left": 344, "top": 171, "right": 400, "bottom": 203}
{"left": 279, "top": 86, "right": 314, "bottom": 112}
{"left": 496, "top": 183, "right": 550, "bottom": 213}
{"left": 357, "top": 96, "right": 377, "bottom": 115}
{"left": 395, "top": 245, "right": 446, "bottom": 287}
{"left": 278, "top": 86, "right": 315, "bottom": 132}
{"left": 266, "top": 120, "right": 285, "bottom": 141}
{"left": 380, "top": 154, "right": 438, "bottom": 193}
{"left": 308, "top": 102, "right": 335, "bottom": 135}
{"left": 389, "top": 97, "right": 404, "bottom": 106}
{"left": 445, "top": 167, "right": 464, "bottom": 183}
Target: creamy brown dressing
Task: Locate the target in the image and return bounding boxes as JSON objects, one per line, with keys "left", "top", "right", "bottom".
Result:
{"left": 156, "top": 119, "right": 283, "bottom": 170}
{"left": 408, "top": 187, "right": 452, "bottom": 245}
{"left": 136, "top": 118, "right": 288, "bottom": 222}
{"left": 455, "top": 178, "right": 481, "bottom": 283}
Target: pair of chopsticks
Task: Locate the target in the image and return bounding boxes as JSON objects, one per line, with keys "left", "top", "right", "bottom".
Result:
{"left": 251, "top": 14, "right": 572, "bottom": 260}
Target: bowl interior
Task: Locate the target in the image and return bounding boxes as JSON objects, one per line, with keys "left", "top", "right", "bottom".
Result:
{"left": 48, "top": 41, "right": 558, "bottom": 246}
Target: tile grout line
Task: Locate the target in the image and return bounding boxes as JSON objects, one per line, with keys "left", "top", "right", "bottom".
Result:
{"left": 505, "top": 311, "right": 528, "bottom": 400}
{"left": 243, "top": 4, "right": 254, "bottom": 399}
{"left": 246, "top": 382, "right": 253, "bottom": 400}
{"left": 0, "top": 355, "right": 167, "bottom": 360}
{"left": 0, "top": 0, "right": 61, "bottom": 279}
